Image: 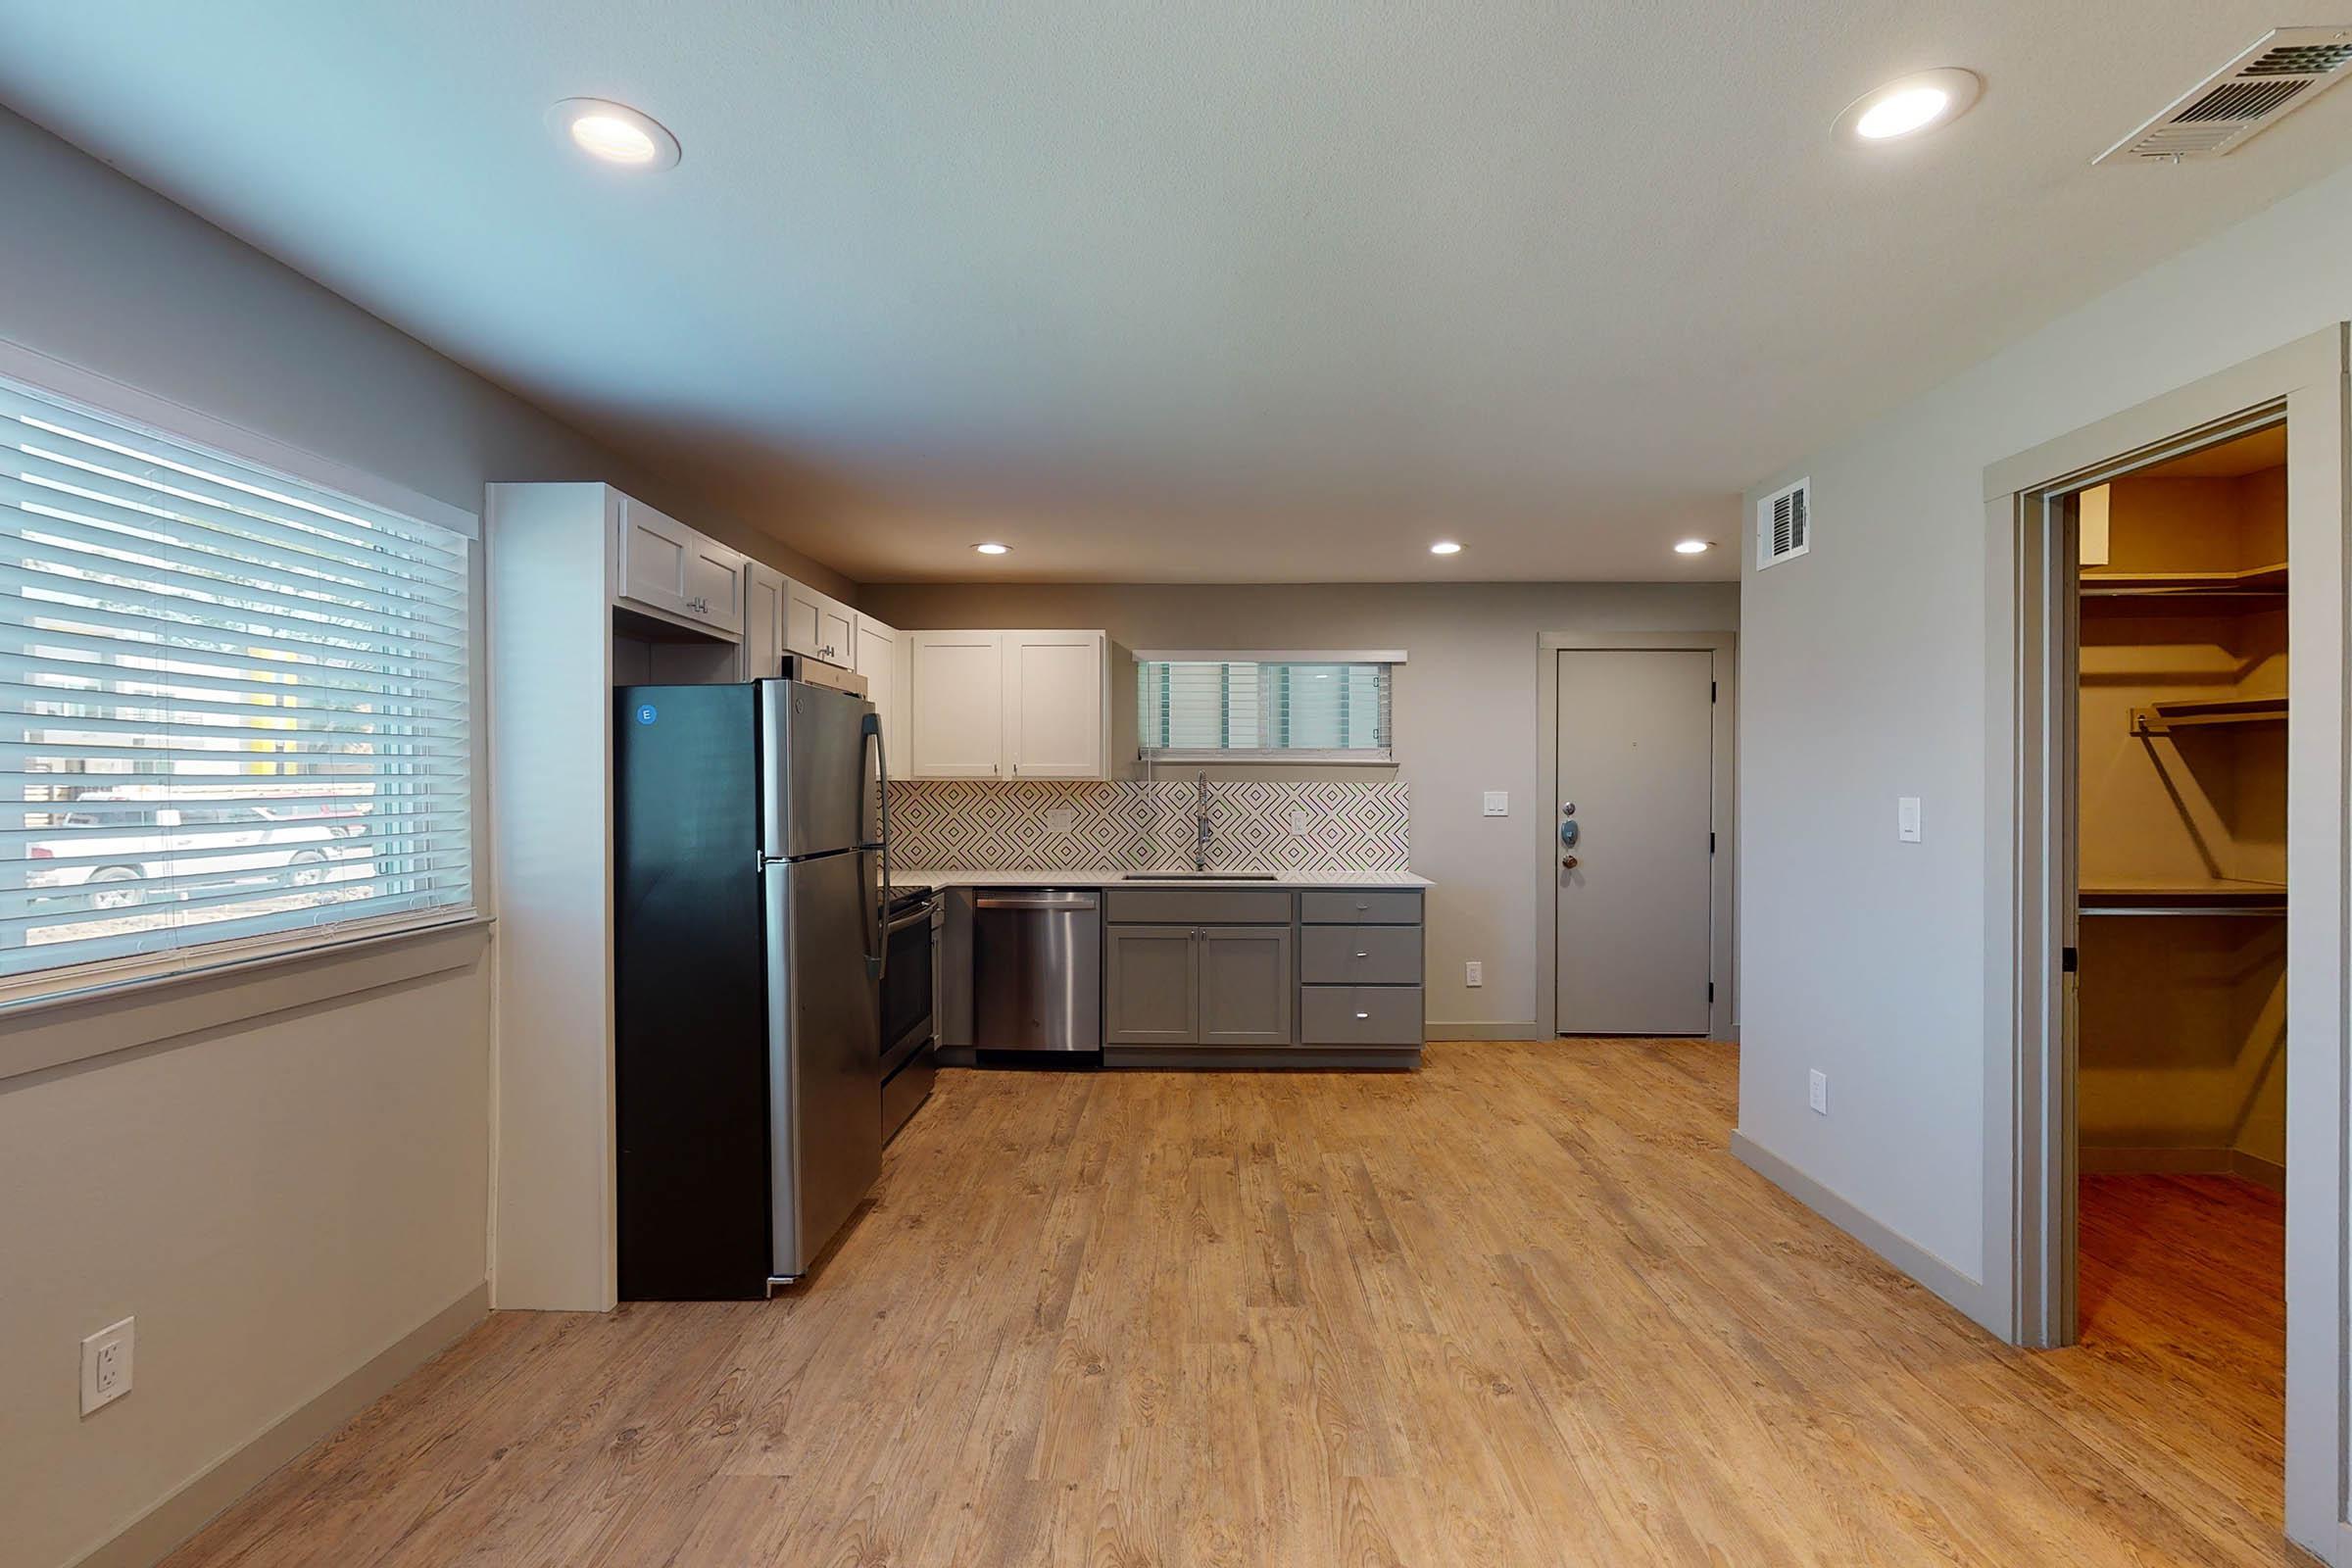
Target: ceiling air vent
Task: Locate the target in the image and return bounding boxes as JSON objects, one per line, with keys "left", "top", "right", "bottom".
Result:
{"left": 2096, "top": 26, "right": 2352, "bottom": 164}
{"left": 1756, "top": 478, "right": 1811, "bottom": 570}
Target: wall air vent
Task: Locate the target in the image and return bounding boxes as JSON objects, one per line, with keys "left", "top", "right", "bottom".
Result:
{"left": 1756, "top": 478, "right": 1811, "bottom": 570}
{"left": 2095, "top": 26, "right": 2352, "bottom": 164}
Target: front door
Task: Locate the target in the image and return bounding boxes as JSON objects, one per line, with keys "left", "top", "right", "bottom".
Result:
{"left": 1554, "top": 648, "right": 1716, "bottom": 1035}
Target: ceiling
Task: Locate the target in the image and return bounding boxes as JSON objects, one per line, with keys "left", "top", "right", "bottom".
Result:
{"left": 2, "top": 3, "right": 2349, "bottom": 585}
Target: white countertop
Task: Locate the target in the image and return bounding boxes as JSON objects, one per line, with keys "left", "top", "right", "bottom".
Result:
{"left": 892, "top": 867, "right": 1431, "bottom": 890}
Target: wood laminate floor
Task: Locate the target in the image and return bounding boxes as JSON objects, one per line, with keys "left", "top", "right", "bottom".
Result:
{"left": 162, "top": 1043, "right": 2305, "bottom": 1567}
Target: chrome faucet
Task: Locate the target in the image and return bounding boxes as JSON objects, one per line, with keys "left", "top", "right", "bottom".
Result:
{"left": 1194, "top": 770, "right": 1211, "bottom": 873}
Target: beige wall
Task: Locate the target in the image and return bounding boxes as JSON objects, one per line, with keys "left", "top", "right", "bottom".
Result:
{"left": 0, "top": 106, "right": 842, "bottom": 1568}
{"left": 859, "top": 580, "right": 1740, "bottom": 1035}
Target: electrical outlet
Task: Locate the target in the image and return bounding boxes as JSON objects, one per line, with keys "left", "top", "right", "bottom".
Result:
{"left": 1043, "top": 808, "right": 1074, "bottom": 835}
{"left": 1287, "top": 808, "right": 1314, "bottom": 835}
{"left": 1807, "top": 1070, "right": 1828, "bottom": 1115}
{"left": 80, "top": 1316, "right": 133, "bottom": 1414}
{"left": 1465, "top": 959, "right": 1484, "bottom": 987}
{"left": 1897, "top": 796, "right": 1922, "bottom": 843}
{"left": 1482, "top": 791, "right": 1508, "bottom": 817}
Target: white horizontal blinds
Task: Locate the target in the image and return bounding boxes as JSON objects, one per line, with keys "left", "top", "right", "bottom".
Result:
{"left": 1138, "top": 660, "right": 1391, "bottom": 759}
{"left": 0, "top": 375, "right": 473, "bottom": 991}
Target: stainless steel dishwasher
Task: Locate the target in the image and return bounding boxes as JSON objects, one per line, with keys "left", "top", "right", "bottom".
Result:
{"left": 972, "top": 889, "right": 1102, "bottom": 1054}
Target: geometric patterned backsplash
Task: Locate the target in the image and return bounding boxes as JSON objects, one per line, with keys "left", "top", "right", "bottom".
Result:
{"left": 888, "top": 780, "right": 1410, "bottom": 873}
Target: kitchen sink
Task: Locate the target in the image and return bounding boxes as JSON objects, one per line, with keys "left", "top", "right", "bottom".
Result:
{"left": 1119, "top": 871, "right": 1280, "bottom": 881}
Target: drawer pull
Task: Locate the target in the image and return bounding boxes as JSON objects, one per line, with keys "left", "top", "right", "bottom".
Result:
{"left": 1354, "top": 1010, "right": 1370, "bottom": 1019}
{"left": 1353, "top": 950, "right": 1369, "bottom": 958}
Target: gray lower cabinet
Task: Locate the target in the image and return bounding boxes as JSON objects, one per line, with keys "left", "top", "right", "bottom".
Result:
{"left": 1105, "top": 923, "right": 1292, "bottom": 1047}
{"left": 1200, "top": 925, "right": 1293, "bottom": 1047}
{"left": 1103, "top": 924, "right": 1199, "bottom": 1046}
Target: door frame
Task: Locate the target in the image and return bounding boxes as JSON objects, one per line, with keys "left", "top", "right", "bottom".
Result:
{"left": 1538, "top": 630, "right": 1739, "bottom": 1041}
{"left": 1984, "top": 324, "right": 2348, "bottom": 1561}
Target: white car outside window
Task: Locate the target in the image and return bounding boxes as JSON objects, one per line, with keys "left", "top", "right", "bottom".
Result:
{"left": 26, "top": 799, "right": 368, "bottom": 911}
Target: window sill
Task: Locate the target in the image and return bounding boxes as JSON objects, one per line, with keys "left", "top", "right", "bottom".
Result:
{"left": 0, "top": 914, "right": 495, "bottom": 1085}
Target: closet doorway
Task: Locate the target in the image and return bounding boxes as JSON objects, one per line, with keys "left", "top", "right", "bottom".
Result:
{"left": 1989, "top": 326, "right": 2352, "bottom": 1558}
{"left": 2067, "top": 421, "right": 2287, "bottom": 1424}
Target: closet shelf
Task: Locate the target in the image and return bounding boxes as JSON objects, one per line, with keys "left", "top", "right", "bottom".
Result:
{"left": 2129, "top": 696, "right": 2286, "bottom": 736}
{"left": 2080, "top": 880, "right": 2287, "bottom": 917}
{"left": 2080, "top": 564, "right": 2287, "bottom": 603}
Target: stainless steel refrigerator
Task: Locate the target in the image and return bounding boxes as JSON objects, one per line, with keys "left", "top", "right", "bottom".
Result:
{"left": 613, "top": 677, "right": 886, "bottom": 1298}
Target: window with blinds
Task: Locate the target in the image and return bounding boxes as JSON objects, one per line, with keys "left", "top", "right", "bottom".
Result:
{"left": 1, "top": 373, "right": 474, "bottom": 999}
{"left": 1136, "top": 656, "right": 1396, "bottom": 761}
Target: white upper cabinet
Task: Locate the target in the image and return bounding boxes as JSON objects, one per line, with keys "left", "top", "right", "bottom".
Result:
{"left": 741, "top": 563, "right": 787, "bottom": 681}
{"left": 613, "top": 495, "right": 745, "bottom": 638}
{"left": 906, "top": 629, "right": 1109, "bottom": 779}
{"left": 855, "top": 613, "right": 906, "bottom": 777}
{"left": 784, "top": 577, "right": 858, "bottom": 667}
{"left": 907, "top": 631, "right": 1006, "bottom": 777}
{"left": 1004, "top": 630, "right": 1107, "bottom": 778}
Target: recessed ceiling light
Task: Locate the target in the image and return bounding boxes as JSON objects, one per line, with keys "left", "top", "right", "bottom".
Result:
{"left": 972, "top": 542, "right": 1011, "bottom": 556}
{"left": 548, "top": 98, "right": 681, "bottom": 170}
{"left": 1429, "top": 541, "right": 1463, "bottom": 556}
{"left": 1833, "top": 69, "right": 1983, "bottom": 147}
{"left": 1674, "top": 539, "right": 1713, "bottom": 556}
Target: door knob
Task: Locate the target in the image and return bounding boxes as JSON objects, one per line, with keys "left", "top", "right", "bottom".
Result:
{"left": 1561, "top": 855, "right": 1579, "bottom": 870}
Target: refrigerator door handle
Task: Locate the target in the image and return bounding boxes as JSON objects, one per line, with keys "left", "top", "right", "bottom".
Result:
{"left": 862, "top": 711, "right": 888, "bottom": 981}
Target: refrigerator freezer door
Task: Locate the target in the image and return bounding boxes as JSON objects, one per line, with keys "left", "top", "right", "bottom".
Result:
{"left": 760, "top": 678, "right": 875, "bottom": 860}
{"left": 766, "top": 848, "right": 883, "bottom": 1279}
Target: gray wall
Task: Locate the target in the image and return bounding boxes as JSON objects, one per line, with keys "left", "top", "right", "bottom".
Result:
{"left": 860, "top": 580, "right": 1740, "bottom": 1036}
{"left": 1737, "top": 154, "right": 2352, "bottom": 1293}
{"left": 0, "top": 106, "right": 838, "bottom": 1568}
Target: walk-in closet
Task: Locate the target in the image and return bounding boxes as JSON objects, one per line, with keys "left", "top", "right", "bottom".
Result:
{"left": 2072, "top": 421, "right": 2285, "bottom": 1402}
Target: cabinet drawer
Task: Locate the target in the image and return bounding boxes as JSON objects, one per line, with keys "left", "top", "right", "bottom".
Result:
{"left": 1299, "top": 890, "right": 1422, "bottom": 925}
{"left": 1299, "top": 925, "right": 1422, "bottom": 985}
{"left": 1300, "top": 985, "right": 1424, "bottom": 1047}
{"left": 1105, "top": 888, "right": 1293, "bottom": 925}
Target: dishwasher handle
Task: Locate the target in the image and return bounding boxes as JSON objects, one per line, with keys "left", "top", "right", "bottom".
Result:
{"left": 973, "top": 891, "right": 1101, "bottom": 910}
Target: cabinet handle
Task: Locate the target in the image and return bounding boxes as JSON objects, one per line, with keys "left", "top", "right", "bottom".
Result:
{"left": 1354, "top": 1011, "right": 1371, "bottom": 1020}
{"left": 1354, "top": 951, "right": 1369, "bottom": 958}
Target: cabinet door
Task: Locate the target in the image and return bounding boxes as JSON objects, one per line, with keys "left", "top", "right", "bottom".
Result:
{"left": 816, "top": 595, "right": 857, "bottom": 667}
{"left": 1002, "top": 630, "right": 1104, "bottom": 779}
{"left": 616, "top": 497, "right": 744, "bottom": 636}
{"left": 682, "top": 536, "right": 746, "bottom": 636}
{"left": 907, "top": 632, "right": 1004, "bottom": 778}
{"left": 1104, "top": 925, "right": 1199, "bottom": 1046}
{"left": 742, "top": 564, "right": 787, "bottom": 680}
{"left": 1199, "top": 925, "right": 1293, "bottom": 1047}
{"left": 855, "top": 614, "right": 905, "bottom": 778}
{"left": 782, "top": 578, "right": 827, "bottom": 662}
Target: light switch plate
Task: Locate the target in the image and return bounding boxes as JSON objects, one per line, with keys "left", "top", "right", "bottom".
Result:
{"left": 1043, "top": 808, "right": 1075, "bottom": 835}
{"left": 1465, "top": 959, "right": 1484, "bottom": 987}
{"left": 1482, "top": 791, "right": 1508, "bottom": 817}
{"left": 81, "top": 1316, "right": 133, "bottom": 1414}
{"left": 1897, "top": 797, "right": 1923, "bottom": 843}
{"left": 1287, "top": 808, "right": 1314, "bottom": 835}
{"left": 1808, "top": 1070, "right": 1828, "bottom": 1115}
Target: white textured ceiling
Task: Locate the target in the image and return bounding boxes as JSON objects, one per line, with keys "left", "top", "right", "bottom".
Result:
{"left": 3, "top": 2, "right": 2350, "bottom": 583}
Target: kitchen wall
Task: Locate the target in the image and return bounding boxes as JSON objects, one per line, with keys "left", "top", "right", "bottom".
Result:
{"left": 859, "top": 581, "right": 1740, "bottom": 1037}
{"left": 0, "top": 106, "right": 845, "bottom": 1568}
{"left": 1737, "top": 152, "right": 2352, "bottom": 1314}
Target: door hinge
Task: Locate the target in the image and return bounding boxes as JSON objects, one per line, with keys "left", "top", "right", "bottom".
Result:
{"left": 1710, "top": 680, "right": 1718, "bottom": 703}
{"left": 1709, "top": 831, "right": 1716, "bottom": 854}
{"left": 1707, "top": 981, "right": 1716, "bottom": 1004}
{"left": 2061, "top": 945, "right": 2079, "bottom": 974}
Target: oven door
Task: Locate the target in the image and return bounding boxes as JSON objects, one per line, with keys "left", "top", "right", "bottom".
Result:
{"left": 880, "top": 895, "right": 936, "bottom": 1076}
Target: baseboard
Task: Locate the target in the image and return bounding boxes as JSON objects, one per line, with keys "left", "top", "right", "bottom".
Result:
{"left": 70, "top": 1282, "right": 489, "bottom": 1568}
{"left": 1425, "top": 1021, "right": 1541, "bottom": 1041}
{"left": 1731, "top": 1130, "right": 2001, "bottom": 1338}
{"left": 2080, "top": 1144, "right": 2287, "bottom": 1193}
